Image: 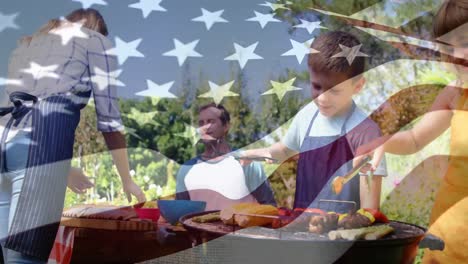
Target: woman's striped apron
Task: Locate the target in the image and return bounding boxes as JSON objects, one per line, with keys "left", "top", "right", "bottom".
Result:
{"left": 1, "top": 91, "right": 88, "bottom": 260}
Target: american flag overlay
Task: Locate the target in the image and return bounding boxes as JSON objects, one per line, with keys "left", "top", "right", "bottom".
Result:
{"left": 1, "top": 0, "right": 467, "bottom": 263}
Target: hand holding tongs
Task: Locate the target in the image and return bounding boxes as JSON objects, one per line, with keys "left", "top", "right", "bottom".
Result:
{"left": 233, "top": 155, "right": 278, "bottom": 163}
{"left": 197, "top": 138, "right": 278, "bottom": 163}
{"left": 331, "top": 156, "right": 372, "bottom": 195}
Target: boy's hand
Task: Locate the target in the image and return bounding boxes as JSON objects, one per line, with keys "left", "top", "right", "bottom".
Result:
{"left": 356, "top": 136, "right": 388, "bottom": 173}
{"left": 370, "top": 145, "right": 385, "bottom": 172}
{"left": 67, "top": 167, "right": 94, "bottom": 194}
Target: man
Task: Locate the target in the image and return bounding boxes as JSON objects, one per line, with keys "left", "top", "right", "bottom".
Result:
{"left": 175, "top": 103, "right": 276, "bottom": 211}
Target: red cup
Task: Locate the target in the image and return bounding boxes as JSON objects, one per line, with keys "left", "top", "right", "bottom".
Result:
{"left": 135, "top": 208, "right": 160, "bottom": 222}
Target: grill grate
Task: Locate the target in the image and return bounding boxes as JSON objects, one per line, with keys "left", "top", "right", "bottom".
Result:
{"left": 182, "top": 211, "right": 425, "bottom": 242}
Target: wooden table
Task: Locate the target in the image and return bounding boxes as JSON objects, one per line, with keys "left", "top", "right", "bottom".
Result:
{"left": 61, "top": 218, "right": 193, "bottom": 264}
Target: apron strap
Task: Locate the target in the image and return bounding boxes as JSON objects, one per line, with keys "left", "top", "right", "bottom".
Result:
{"left": 0, "top": 117, "right": 15, "bottom": 173}
{"left": 301, "top": 108, "right": 320, "bottom": 147}
{"left": 9, "top": 91, "right": 38, "bottom": 104}
{"left": 340, "top": 102, "right": 356, "bottom": 136}
{"left": 0, "top": 92, "right": 38, "bottom": 173}
{"left": 304, "top": 101, "right": 356, "bottom": 141}
{"left": 0, "top": 107, "right": 14, "bottom": 117}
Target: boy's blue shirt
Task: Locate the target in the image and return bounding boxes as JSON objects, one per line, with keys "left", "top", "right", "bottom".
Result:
{"left": 282, "top": 100, "right": 387, "bottom": 176}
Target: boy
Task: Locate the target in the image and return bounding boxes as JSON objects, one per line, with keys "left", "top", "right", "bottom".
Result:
{"left": 242, "top": 31, "right": 387, "bottom": 213}
{"left": 176, "top": 103, "right": 276, "bottom": 211}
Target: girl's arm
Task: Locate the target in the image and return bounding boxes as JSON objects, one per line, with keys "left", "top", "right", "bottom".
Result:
{"left": 103, "top": 131, "right": 146, "bottom": 203}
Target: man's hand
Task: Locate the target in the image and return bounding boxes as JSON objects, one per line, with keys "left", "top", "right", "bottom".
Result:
{"left": 235, "top": 149, "right": 277, "bottom": 166}
{"left": 67, "top": 167, "right": 94, "bottom": 194}
{"left": 122, "top": 179, "right": 146, "bottom": 203}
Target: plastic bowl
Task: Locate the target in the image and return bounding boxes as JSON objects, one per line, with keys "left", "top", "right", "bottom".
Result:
{"left": 135, "top": 208, "right": 160, "bottom": 222}
{"left": 158, "top": 200, "right": 206, "bottom": 225}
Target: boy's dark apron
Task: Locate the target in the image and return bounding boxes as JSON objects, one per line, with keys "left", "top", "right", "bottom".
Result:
{"left": 294, "top": 103, "right": 360, "bottom": 213}
{"left": 0, "top": 91, "right": 89, "bottom": 260}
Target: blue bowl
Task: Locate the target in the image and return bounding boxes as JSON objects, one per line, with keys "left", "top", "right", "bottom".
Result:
{"left": 158, "top": 200, "right": 206, "bottom": 225}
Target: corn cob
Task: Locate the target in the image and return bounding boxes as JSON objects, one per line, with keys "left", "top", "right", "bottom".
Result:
{"left": 192, "top": 212, "right": 221, "bottom": 223}
{"left": 220, "top": 203, "right": 278, "bottom": 227}
{"left": 328, "top": 225, "right": 394, "bottom": 240}
{"left": 234, "top": 204, "right": 278, "bottom": 228}
{"left": 220, "top": 203, "right": 255, "bottom": 225}
{"left": 364, "top": 225, "right": 394, "bottom": 240}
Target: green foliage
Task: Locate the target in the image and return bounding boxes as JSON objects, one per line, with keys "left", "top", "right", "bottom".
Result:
{"left": 65, "top": 4, "right": 452, "bottom": 262}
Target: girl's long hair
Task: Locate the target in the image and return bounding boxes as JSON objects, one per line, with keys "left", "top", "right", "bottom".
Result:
{"left": 433, "top": 0, "right": 468, "bottom": 38}
{"left": 21, "top": 8, "right": 108, "bottom": 44}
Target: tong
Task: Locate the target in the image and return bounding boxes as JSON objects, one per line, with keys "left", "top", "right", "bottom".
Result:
{"left": 318, "top": 199, "right": 357, "bottom": 212}
{"left": 233, "top": 156, "right": 278, "bottom": 163}
{"left": 331, "top": 156, "right": 371, "bottom": 195}
{"left": 233, "top": 212, "right": 281, "bottom": 220}
{"left": 196, "top": 138, "right": 278, "bottom": 163}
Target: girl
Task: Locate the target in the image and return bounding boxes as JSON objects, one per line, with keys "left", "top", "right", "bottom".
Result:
{"left": 0, "top": 8, "right": 145, "bottom": 263}
{"left": 365, "top": 1, "right": 468, "bottom": 262}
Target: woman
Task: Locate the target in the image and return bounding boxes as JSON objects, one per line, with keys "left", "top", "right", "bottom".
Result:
{"left": 363, "top": 1, "right": 468, "bottom": 263}
{"left": 0, "top": 8, "right": 146, "bottom": 263}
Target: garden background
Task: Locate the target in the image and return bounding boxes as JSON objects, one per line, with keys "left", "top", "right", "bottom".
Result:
{"left": 61, "top": 1, "right": 453, "bottom": 262}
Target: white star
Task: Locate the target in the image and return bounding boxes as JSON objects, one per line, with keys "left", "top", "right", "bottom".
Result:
{"left": 258, "top": 1, "right": 289, "bottom": 11}
{"left": 262, "top": 78, "right": 301, "bottom": 101}
{"left": 50, "top": 21, "right": 89, "bottom": 46}
{"left": 331, "top": 44, "right": 369, "bottom": 65}
{"left": 0, "top": 12, "right": 19, "bottom": 33}
{"left": 294, "top": 19, "right": 326, "bottom": 34}
{"left": 281, "top": 38, "right": 319, "bottom": 64}
{"left": 106, "top": 37, "right": 144, "bottom": 65}
{"left": 192, "top": 8, "right": 228, "bottom": 30}
{"left": 87, "top": 67, "right": 125, "bottom": 91}
{"left": 125, "top": 108, "right": 159, "bottom": 127}
{"left": 198, "top": 80, "right": 239, "bottom": 105}
{"left": 163, "top": 39, "right": 202, "bottom": 66}
{"left": 224, "top": 42, "right": 263, "bottom": 69}
{"left": 176, "top": 124, "right": 201, "bottom": 146}
{"left": 129, "top": 0, "right": 167, "bottom": 18}
{"left": 136, "top": 80, "right": 177, "bottom": 98}
{"left": 72, "top": 0, "right": 107, "bottom": 8}
{"left": 124, "top": 127, "right": 142, "bottom": 140}
{"left": 21, "top": 62, "right": 59, "bottom": 80}
{"left": 246, "top": 11, "right": 280, "bottom": 29}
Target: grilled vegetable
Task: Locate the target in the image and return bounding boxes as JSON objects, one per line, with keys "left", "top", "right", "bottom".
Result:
{"left": 337, "top": 208, "right": 377, "bottom": 229}
{"left": 328, "top": 224, "right": 394, "bottom": 241}
{"left": 364, "top": 225, "right": 394, "bottom": 240}
{"left": 272, "top": 215, "right": 296, "bottom": 229}
{"left": 309, "top": 213, "right": 339, "bottom": 234}
{"left": 234, "top": 204, "right": 278, "bottom": 228}
{"left": 278, "top": 207, "right": 293, "bottom": 216}
{"left": 357, "top": 209, "right": 376, "bottom": 223}
{"left": 220, "top": 203, "right": 252, "bottom": 225}
{"left": 338, "top": 214, "right": 371, "bottom": 229}
{"left": 363, "top": 208, "right": 389, "bottom": 223}
{"left": 192, "top": 212, "right": 221, "bottom": 223}
{"left": 220, "top": 203, "right": 278, "bottom": 227}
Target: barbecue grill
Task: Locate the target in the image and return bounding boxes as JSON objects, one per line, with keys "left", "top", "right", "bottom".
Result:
{"left": 180, "top": 210, "right": 444, "bottom": 264}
